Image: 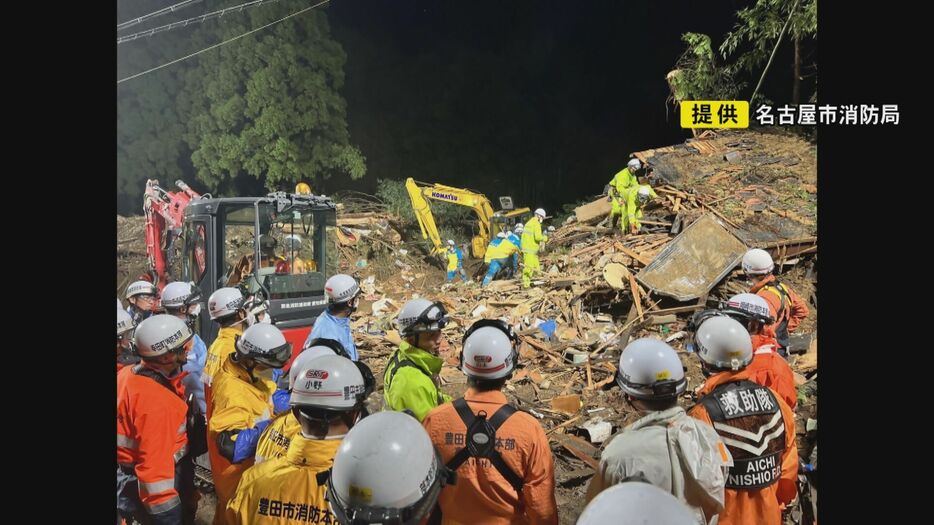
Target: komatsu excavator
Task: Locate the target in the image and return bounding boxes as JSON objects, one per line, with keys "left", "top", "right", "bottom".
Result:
{"left": 405, "top": 177, "right": 529, "bottom": 258}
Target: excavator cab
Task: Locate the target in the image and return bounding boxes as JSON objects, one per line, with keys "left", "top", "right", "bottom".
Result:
{"left": 179, "top": 191, "right": 337, "bottom": 353}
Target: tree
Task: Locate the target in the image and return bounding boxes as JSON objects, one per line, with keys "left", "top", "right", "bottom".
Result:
{"left": 720, "top": 0, "right": 817, "bottom": 105}
{"left": 178, "top": 3, "right": 365, "bottom": 193}
{"left": 117, "top": 0, "right": 191, "bottom": 214}
{"left": 666, "top": 33, "right": 743, "bottom": 135}
{"left": 116, "top": 0, "right": 365, "bottom": 213}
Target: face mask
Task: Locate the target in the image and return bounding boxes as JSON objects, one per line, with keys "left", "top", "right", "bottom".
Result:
{"left": 188, "top": 304, "right": 202, "bottom": 317}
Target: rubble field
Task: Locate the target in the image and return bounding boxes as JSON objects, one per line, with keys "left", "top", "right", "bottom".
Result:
{"left": 118, "top": 129, "right": 817, "bottom": 524}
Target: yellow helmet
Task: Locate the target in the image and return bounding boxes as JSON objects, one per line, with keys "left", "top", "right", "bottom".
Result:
{"left": 295, "top": 182, "right": 312, "bottom": 194}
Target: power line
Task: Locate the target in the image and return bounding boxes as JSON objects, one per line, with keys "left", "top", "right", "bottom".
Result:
{"left": 117, "top": 0, "right": 204, "bottom": 32}
{"left": 117, "top": 0, "right": 330, "bottom": 85}
{"left": 118, "top": 0, "right": 284, "bottom": 44}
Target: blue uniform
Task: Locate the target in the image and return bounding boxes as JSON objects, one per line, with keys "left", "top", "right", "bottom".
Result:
{"left": 181, "top": 334, "right": 208, "bottom": 415}
{"left": 302, "top": 309, "right": 358, "bottom": 361}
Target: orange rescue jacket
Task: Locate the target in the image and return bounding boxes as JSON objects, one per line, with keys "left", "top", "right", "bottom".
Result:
{"left": 422, "top": 388, "right": 558, "bottom": 525}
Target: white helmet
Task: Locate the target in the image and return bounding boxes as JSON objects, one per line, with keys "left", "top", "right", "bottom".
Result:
{"left": 723, "top": 293, "right": 774, "bottom": 325}
{"left": 134, "top": 314, "right": 193, "bottom": 358}
{"left": 461, "top": 320, "right": 519, "bottom": 380}
{"left": 235, "top": 323, "right": 292, "bottom": 368}
{"left": 616, "top": 338, "right": 687, "bottom": 400}
{"left": 627, "top": 158, "right": 642, "bottom": 171}
{"left": 741, "top": 248, "right": 774, "bottom": 275}
{"left": 694, "top": 316, "right": 753, "bottom": 371}
{"left": 325, "top": 274, "right": 361, "bottom": 305}
{"left": 534, "top": 208, "right": 547, "bottom": 219}
{"left": 289, "top": 345, "right": 342, "bottom": 389}
{"left": 160, "top": 281, "right": 202, "bottom": 311}
{"left": 397, "top": 298, "right": 449, "bottom": 336}
{"left": 242, "top": 295, "right": 271, "bottom": 326}
{"left": 328, "top": 411, "right": 446, "bottom": 525}
{"left": 117, "top": 308, "right": 136, "bottom": 338}
{"left": 446, "top": 239, "right": 455, "bottom": 247}
{"left": 577, "top": 482, "right": 697, "bottom": 525}
{"left": 514, "top": 223, "right": 524, "bottom": 234}
{"left": 125, "top": 280, "right": 157, "bottom": 300}
{"left": 290, "top": 355, "right": 367, "bottom": 410}
{"left": 636, "top": 186, "right": 652, "bottom": 202}
{"left": 283, "top": 234, "right": 302, "bottom": 251}
{"left": 496, "top": 232, "right": 507, "bottom": 239}
{"left": 208, "top": 287, "right": 245, "bottom": 320}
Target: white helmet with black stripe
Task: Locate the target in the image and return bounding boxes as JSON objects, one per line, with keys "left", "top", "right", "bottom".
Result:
{"left": 235, "top": 323, "right": 292, "bottom": 369}
{"left": 694, "top": 316, "right": 753, "bottom": 371}
{"left": 134, "top": 314, "right": 193, "bottom": 359}
{"left": 616, "top": 338, "right": 687, "bottom": 400}
{"left": 328, "top": 411, "right": 448, "bottom": 525}
{"left": 208, "top": 287, "right": 245, "bottom": 320}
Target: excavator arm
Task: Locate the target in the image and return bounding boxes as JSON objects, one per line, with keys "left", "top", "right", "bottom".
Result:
{"left": 143, "top": 179, "right": 203, "bottom": 290}
{"left": 405, "top": 178, "right": 529, "bottom": 258}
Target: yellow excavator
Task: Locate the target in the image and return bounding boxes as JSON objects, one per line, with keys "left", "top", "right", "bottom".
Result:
{"left": 405, "top": 178, "right": 530, "bottom": 259}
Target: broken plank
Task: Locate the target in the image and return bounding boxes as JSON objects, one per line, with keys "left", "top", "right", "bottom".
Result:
{"left": 616, "top": 243, "right": 652, "bottom": 266}
{"left": 547, "top": 415, "right": 584, "bottom": 436}
{"left": 628, "top": 273, "right": 644, "bottom": 321}
{"left": 697, "top": 198, "right": 739, "bottom": 228}
{"left": 658, "top": 186, "right": 690, "bottom": 199}
{"left": 553, "top": 435, "right": 599, "bottom": 472}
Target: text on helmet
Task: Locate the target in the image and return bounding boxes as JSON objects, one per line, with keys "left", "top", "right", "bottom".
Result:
{"left": 150, "top": 329, "right": 186, "bottom": 353}
{"left": 304, "top": 369, "right": 329, "bottom": 380}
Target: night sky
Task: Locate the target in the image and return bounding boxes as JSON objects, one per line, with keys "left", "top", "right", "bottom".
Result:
{"left": 119, "top": 0, "right": 810, "bottom": 214}
{"left": 324, "top": 0, "right": 795, "bottom": 212}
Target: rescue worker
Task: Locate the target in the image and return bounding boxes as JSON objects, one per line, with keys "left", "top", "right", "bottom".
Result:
{"left": 445, "top": 239, "right": 469, "bottom": 283}
{"left": 203, "top": 287, "right": 248, "bottom": 398}
{"left": 482, "top": 232, "right": 520, "bottom": 288}
{"left": 258, "top": 235, "right": 285, "bottom": 269}
{"left": 742, "top": 248, "right": 811, "bottom": 356}
{"left": 585, "top": 338, "right": 730, "bottom": 525}
{"left": 622, "top": 184, "right": 658, "bottom": 234}
{"left": 506, "top": 224, "right": 523, "bottom": 278}
{"left": 328, "top": 411, "right": 450, "bottom": 525}
{"left": 126, "top": 280, "right": 159, "bottom": 324}
{"left": 116, "top": 308, "right": 139, "bottom": 372}
{"left": 720, "top": 293, "right": 797, "bottom": 410}
{"left": 161, "top": 281, "right": 208, "bottom": 416}
{"left": 255, "top": 339, "right": 367, "bottom": 464}
{"left": 226, "top": 355, "right": 370, "bottom": 524}
{"left": 280, "top": 234, "right": 316, "bottom": 273}
{"left": 687, "top": 316, "right": 798, "bottom": 525}
{"left": 607, "top": 158, "right": 641, "bottom": 233}
{"left": 117, "top": 315, "right": 198, "bottom": 525}
{"left": 384, "top": 298, "right": 452, "bottom": 421}
{"left": 578, "top": 482, "right": 698, "bottom": 525}
{"left": 204, "top": 289, "right": 270, "bottom": 389}
{"left": 423, "top": 319, "right": 558, "bottom": 524}
{"left": 520, "top": 208, "right": 553, "bottom": 289}
{"left": 302, "top": 274, "right": 361, "bottom": 360}
{"left": 207, "top": 323, "right": 292, "bottom": 523}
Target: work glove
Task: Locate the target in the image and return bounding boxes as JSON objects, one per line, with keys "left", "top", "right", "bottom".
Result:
{"left": 272, "top": 388, "right": 291, "bottom": 415}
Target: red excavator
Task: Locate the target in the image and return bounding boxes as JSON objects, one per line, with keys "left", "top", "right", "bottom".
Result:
{"left": 142, "top": 179, "right": 338, "bottom": 354}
